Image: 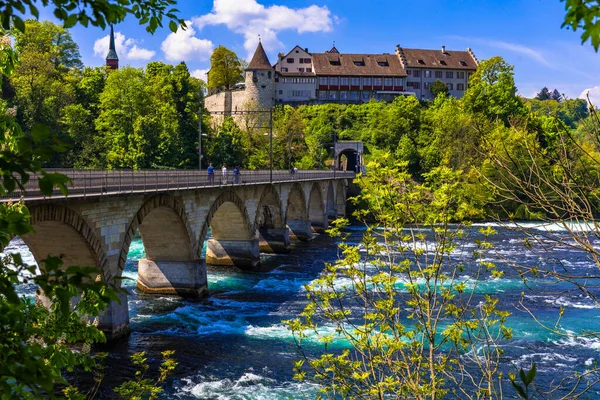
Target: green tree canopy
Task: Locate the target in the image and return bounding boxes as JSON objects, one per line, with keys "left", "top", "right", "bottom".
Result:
{"left": 430, "top": 79, "right": 449, "bottom": 97}
{"left": 207, "top": 45, "right": 244, "bottom": 91}
{"left": 562, "top": 0, "right": 600, "bottom": 51}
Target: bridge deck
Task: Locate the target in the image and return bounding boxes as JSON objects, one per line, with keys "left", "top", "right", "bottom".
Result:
{"left": 1, "top": 169, "right": 355, "bottom": 202}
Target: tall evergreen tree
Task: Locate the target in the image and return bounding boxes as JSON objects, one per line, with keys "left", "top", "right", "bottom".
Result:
{"left": 535, "top": 87, "right": 551, "bottom": 100}
{"left": 551, "top": 88, "right": 563, "bottom": 102}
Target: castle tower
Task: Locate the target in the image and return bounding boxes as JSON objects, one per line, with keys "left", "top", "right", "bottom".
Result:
{"left": 245, "top": 40, "right": 275, "bottom": 109}
{"left": 105, "top": 25, "right": 119, "bottom": 70}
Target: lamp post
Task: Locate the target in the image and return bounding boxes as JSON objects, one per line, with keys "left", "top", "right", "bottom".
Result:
{"left": 198, "top": 109, "right": 202, "bottom": 172}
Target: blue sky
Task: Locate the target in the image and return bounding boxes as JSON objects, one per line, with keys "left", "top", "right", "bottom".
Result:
{"left": 45, "top": 0, "right": 599, "bottom": 100}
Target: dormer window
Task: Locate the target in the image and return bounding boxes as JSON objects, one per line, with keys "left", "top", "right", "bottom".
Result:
{"left": 439, "top": 60, "right": 447, "bottom": 65}
{"left": 353, "top": 60, "right": 365, "bottom": 66}
{"left": 459, "top": 61, "right": 468, "bottom": 66}
{"left": 329, "top": 59, "right": 341, "bottom": 66}
{"left": 418, "top": 59, "right": 425, "bottom": 65}
{"left": 377, "top": 61, "right": 389, "bottom": 67}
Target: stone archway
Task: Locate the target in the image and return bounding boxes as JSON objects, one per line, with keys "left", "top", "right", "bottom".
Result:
{"left": 120, "top": 194, "right": 204, "bottom": 297}
{"left": 200, "top": 191, "right": 259, "bottom": 270}
{"left": 308, "top": 183, "right": 327, "bottom": 233}
{"left": 254, "top": 185, "right": 289, "bottom": 253}
{"left": 286, "top": 183, "right": 311, "bottom": 241}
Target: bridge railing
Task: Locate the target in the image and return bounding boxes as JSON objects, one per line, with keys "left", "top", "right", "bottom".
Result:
{"left": 0, "top": 169, "right": 355, "bottom": 202}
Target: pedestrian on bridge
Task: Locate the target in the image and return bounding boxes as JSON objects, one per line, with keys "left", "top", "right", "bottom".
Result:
{"left": 233, "top": 166, "right": 240, "bottom": 184}
{"left": 207, "top": 162, "right": 215, "bottom": 184}
{"left": 222, "top": 164, "right": 228, "bottom": 185}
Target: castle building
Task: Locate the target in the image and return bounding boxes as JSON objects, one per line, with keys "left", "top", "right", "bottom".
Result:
{"left": 105, "top": 25, "right": 119, "bottom": 70}
{"left": 204, "top": 42, "right": 478, "bottom": 114}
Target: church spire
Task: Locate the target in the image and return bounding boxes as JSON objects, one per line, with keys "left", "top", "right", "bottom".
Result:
{"left": 105, "top": 24, "right": 119, "bottom": 70}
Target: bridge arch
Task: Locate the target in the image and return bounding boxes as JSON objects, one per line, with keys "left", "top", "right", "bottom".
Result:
{"left": 286, "top": 183, "right": 311, "bottom": 241}
{"left": 200, "top": 191, "right": 259, "bottom": 269}
{"left": 118, "top": 194, "right": 197, "bottom": 271}
{"left": 255, "top": 185, "right": 289, "bottom": 253}
{"left": 308, "top": 183, "right": 327, "bottom": 233}
{"left": 23, "top": 204, "right": 108, "bottom": 278}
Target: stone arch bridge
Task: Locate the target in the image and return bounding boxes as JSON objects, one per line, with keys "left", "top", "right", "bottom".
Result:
{"left": 3, "top": 169, "right": 353, "bottom": 340}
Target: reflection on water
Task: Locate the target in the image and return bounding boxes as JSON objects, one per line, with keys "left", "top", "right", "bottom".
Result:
{"left": 5, "top": 223, "right": 600, "bottom": 399}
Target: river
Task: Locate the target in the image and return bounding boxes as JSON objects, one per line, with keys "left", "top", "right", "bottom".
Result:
{"left": 7, "top": 222, "right": 600, "bottom": 399}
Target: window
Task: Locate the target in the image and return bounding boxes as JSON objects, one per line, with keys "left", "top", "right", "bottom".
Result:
{"left": 425, "top": 70, "right": 431, "bottom": 78}
{"left": 350, "top": 91, "right": 359, "bottom": 100}
{"left": 292, "top": 90, "right": 311, "bottom": 97}
{"left": 340, "top": 77, "right": 349, "bottom": 86}
{"left": 281, "top": 67, "right": 288, "bottom": 72}
{"left": 319, "top": 77, "right": 328, "bottom": 85}
{"left": 329, "top": 77, "right": 339, "bottom": 85}
{"left": 268, "top": 71, "right": 272, "bottom": 79}
{"left": 329, "top": 91, "right": 337, "bottom": 100}
{"left": 448, "top": 83, "right": 454, "bottom": 90}
{"left": 363, "top": 77, "right": 372, "bottom": 86}
{"left": 330, "top": 59, "right": 341, "bottom": 66}
{"left": 353, "top": 60, "right": 365, "bottom": 66}
{"left": 351, "top": 77, "right": 360, "bottom": 86}
{"left": 459, "top": 61, "right": 468, "bottom": 66}
{"left": 439, "top": 60, "right": 447, "bottom": 66}
{"left": 373, "top": 77, "right": 382, "bottom": 86}
{"left": 418, "top": 59, "right": 425, "bottom": 65}
{"left": 446, "top": 71, "right": 454, "bottom": 79}
{"left": 303, "top": 58, "right": 312, "bottom": 63}
{"left": 340, "top": 91, "right": 348, "bottom": 100}
{"left": 406, "top": 70, "right": 412, "bottom": 76}
{"left": 384, "top": 78, "right": 392, "bottom": 86}
{"left": 457, "top": 71, "right": 465, "bottom": 79}
{"left": 457, "top": 83, "right": 465, "bottom": 91}
{"left": 435, "top": 71, "right": 443, "bottom": 78}
{"left": 424, "top": 82, "right": 430, "bottom": 89}
{"left": 287, "top": 58, "right": 294, "bottom": 63}
{"left": 413, "top": 70, "right": 421, "bottom": 77}
{"left": 299, "top": 68, "right": 305, "bottom": 72}
{"left": 362, "top": 91, "right": 370, "bottom": 101}
{"left": 279, "top": 90, "right": 283, "bottom": 95}
{"left": 377, "top": 60, "right": 389, "bottom": 66}
{"left": 409, "top": 82, "right": 421, "bottom": 89}
{"left": 394, "top": 78, "right": 403, "bottom": 86}
{"left": 306, "top": 68, "right": 312, "bottom": 73}
{"left": 318, "top": 90, "right": 327, "bottom": 99}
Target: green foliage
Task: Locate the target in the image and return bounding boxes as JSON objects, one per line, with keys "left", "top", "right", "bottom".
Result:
{"left": 562, "top": 0, "right": 600, "bottom": 51}
{"left": 0, "top": 0, "right": 185, "bottom": 34}
{"left": 287, "top": 160, "right": 509, "bottom": 398}
{"left": 429, "top": 79, "right": 449, "bottom": 97}
{"left": 113, "top": 350, "right": 178, "bottom": 400}
{"left": 509, "top": 364, "right": 537, "bottom": 399}
{"left": 207, "top": 45, "right": 244, "bottom": 91}
{"left": 207, "top": 116, "right": 246, "bottom": 168}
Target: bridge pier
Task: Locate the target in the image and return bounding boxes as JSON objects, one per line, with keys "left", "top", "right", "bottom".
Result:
{"left": 311, "top": 215, "right": 329, "bottom": 234}
{"left": 287, "top": 219, "right": 312, "bottom": 241}
{"left": 137, "top": 259, "right": 208, "bottom": 297}
{"left": 206, "top": 238, "right": 261, "bottom": 270}
{"left": 259, "top": 228, "right": 291, "bottom": 253}
{"left": 98, "top": 292, "right": 130, "bottom": 341}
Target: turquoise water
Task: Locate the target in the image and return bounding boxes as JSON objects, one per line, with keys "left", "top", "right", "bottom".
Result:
{"left": 5, "top": 223, "right": 600, "bottom": 398}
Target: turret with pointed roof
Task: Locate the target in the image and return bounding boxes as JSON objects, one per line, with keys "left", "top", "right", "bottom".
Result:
{"left": 247, "top": 41, "right": 273, "bottom": 70}
{"left": 244, "top": 40, "right": 275, "bottom": 108}
{"left": 106, "top": 25, "right": 119, "bottom": 70}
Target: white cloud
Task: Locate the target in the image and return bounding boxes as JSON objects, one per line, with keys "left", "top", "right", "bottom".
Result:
{"left": 193, "top": 0, "right": 336, "bottom": 58}
{"left": 191, "top": 68, "right": 209, "bottom": 81}
{"left": 93, "top": 31, "right": 155, "bottom": 61}
{"left": 580, "top": 86, "right": 600, "bottom": 108}
{"left": 161, "top": 22, "right": 214, "bottom": 62}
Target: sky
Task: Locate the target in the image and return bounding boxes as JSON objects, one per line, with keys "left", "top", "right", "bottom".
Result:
{"left": 40, "top": 0, "right": 600, "bottom": 103}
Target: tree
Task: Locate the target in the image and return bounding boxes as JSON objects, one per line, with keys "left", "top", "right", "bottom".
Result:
{"left": 207, "top": 46, "right": 244, "bottom": 91}
{"left": 0, "top": 0, "right": 184, "bottom": 34}
{"left": 429, "top": 79, "right": 449, "bottom": 97}
{"left": 562, "top": 0, "right": 600, "bottom": 51}
{"left": 207, "top": 116, "right": 246, "bottom": 168}
{"left": 462, "top": 56, "right": 527, "bottom": 125}
{"left": 535, "top": 87, "right": 551, "bottom": 100}
{"left": 287, "top": 160, "right": 510, "bottom": 399}
{"left": 551, "top": 88, "right": 563, "bottom": 102}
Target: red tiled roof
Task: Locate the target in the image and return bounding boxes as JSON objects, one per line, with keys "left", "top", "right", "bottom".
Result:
{"left": 312, "top": 53, "right": 407, "bottom": 77}
{"left": 399, "top": 48, "right": 477, "bottom": 70}
{"left": 247, "top": 41, "right": 273, "bottom": 70}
